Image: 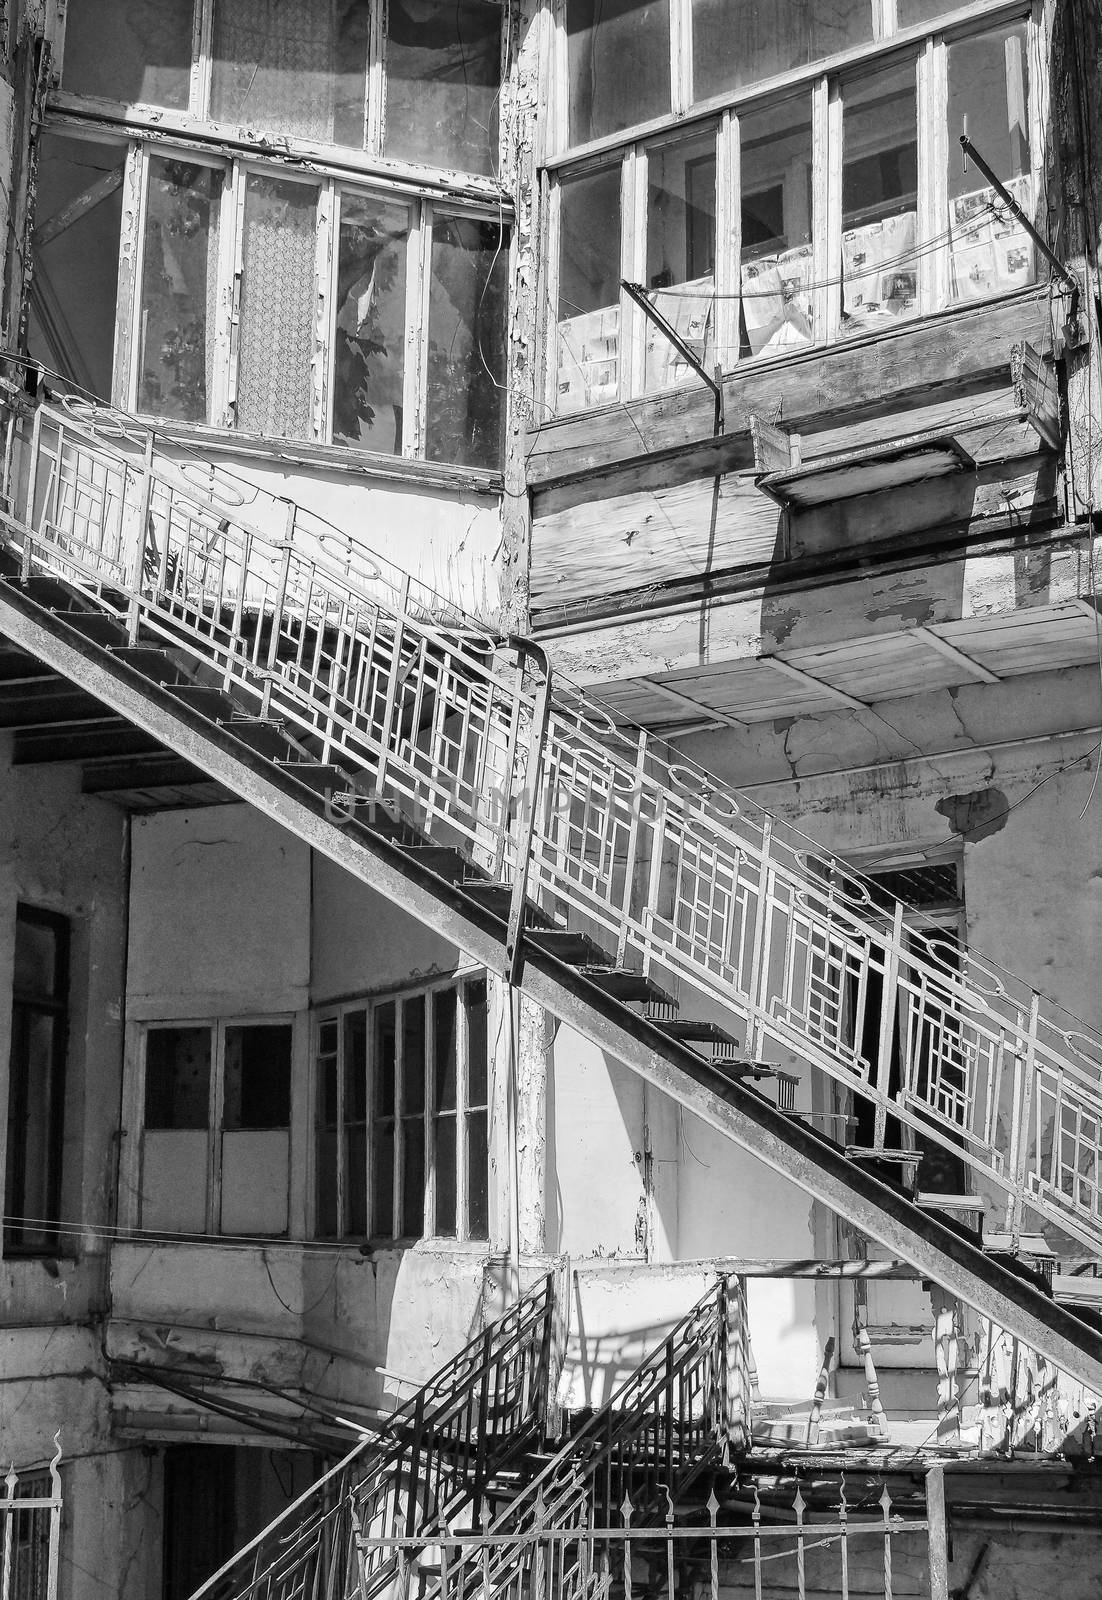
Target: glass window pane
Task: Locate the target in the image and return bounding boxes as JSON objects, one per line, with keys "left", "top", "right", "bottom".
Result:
{"left": 425, "top": 215, "right": 508, "bottom": 470}
{"left": 63, "top": 0, "right": 193, "bottom": 109}
{"left": 467, "top": 981, "right": 488, "bottom": 1108}
{"left": 347, "top": 1124, "right": 367, "bottom": 1234}
{"left": 557, "top": 166, "right": 621, "bottom": 414}
{"left": 211, "top": 0, "right": 370, "bottom": 147}
{"left": 434, "top": 1117, "right": 457, "bottom": 1237}
{"left": 841, "top": 62, "right": 918, "bottom": 336}
{"left": 645, "top": 132, "right": 716, "bottom": 393}
{"left": 372, "top": 1128, "right": 394, "bottom": 1237}
{"left": 738, "top": 95, "right": 815, "bottom": 360}
{"left": 344, "top": 1009, "right": 368, "bottom": 1122}
{"left": 317, "top": 1033, "right": 338, "bottom": 1126}
{"left": 145, "top": 1027, "right": 211, "bottom": 1130}
{"left": 433, "top": 990, "right": 457, "bottom": 1112}
{"left": 467, "top": 1109, "right": 488, "bottom": 1239}
{"left": 223, "top": 1024, "right": 292, "bottom": 1129}
{"left": 386, "top": 0, "right": 501, "bottom": 175}
{"left": 947, "top": 25, "right": 1035, "bottom": 304}
{"left": 567, "top": 0, "right": 670, "bottom": 145}
{"left": 28, "top": 133, "right": 126, "bottom": 403}
{"left": 692, "top": 0, "right": 872, "bottom": 102}
{"left": 401, "top": 997, "right": 426, "bottom": 1115}
{"left": 375, "top": 1003, "right": 396, "bottom": 1117}
{"left": 139, "top": 158, "right": 223, "bottom": 422}
{"left": 897, "top": 0, "right": 958, "bottom": 25}
{"left": 401, "top": 1119, "right": 425, "bottom": 1235}
{"left": 333, "top": 196, "right": 408, "bottom": 453}
{"left": 236, "top": 174, "right": 317, "bottom": 440}
{"left": 316, "top": 1127, "right": 338, "bottom": 1236}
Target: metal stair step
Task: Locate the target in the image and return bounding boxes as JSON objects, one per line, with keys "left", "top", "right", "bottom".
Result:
{"left": 53, "top": 609, "right": 128, "bottom": 645}
{"left": 652, "top": 1018, "right": 741, "bottom": 1051}
{"left": 17, "top": 575, "right": 85, "bottom": 608}
{"left": 275, "top": 760, "right": 351, "bottom": 795}
{"left": 166, "top": 683, "right": 238, "bottom": 721}
{"left": 220, "top": 718, "right": 295, "bottom": 759}
{"left": 111, "top": 646, "right": 190, "bottom": 685}
{"left": 525, "top": 929, "right": 616, "bottom": 966}
{"left": 582, "top": 968, "right": 677, "bottom": 1006}
{"left": 712, "top": 1056, "right": 777, "bottom": 1082}
{"left": 459, "top": 880, "right": 554, "bottom": 928}
{"left": 401, "top": 846, "right": 473, "bottom": 884}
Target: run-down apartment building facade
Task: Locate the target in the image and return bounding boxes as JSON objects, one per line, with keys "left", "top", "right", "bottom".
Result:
{"left": 0, "top": 0, "right": 1101, "bottom": 1594}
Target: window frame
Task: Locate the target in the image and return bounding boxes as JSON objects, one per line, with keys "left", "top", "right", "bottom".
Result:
{"left": 4, "top": 905, "right": 70, "bottom": 1258}
{"left": 541, "top": 0, "right": 1047, "bottom": 415}
{"left": 53, "top": 0, "right": 506, "bottom": 181}
{"left": 137, "top": 1014, "right": 295, "bottom": 1238}
{"left": 31, "top": 125, "right": 511, "bottom": 469}
{"left": 313, "top": 974, "right": 490, "bottom": 1247}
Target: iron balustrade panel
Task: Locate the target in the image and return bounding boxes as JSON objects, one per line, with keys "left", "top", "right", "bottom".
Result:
{"left": 5, "top": 395, "right": 1102, "bottom": 1251}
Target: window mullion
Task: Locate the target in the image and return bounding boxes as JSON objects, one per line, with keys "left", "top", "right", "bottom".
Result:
{"left": 816, "top": 76, "right": 842, "bottom": 344}
{"left": 715, "top": 109, "right": 739, "bottom": 376}
{"left": 191, "top": 0, "right": 214, "bottom": 119}
{"left": 1028, "top": 0, "right": 1049, "bottom": 233}
{"left": 113, "top": 141, "right": 145, "bottom": 411}
{"left": 406, "top": 201, "right": 432, "bottom": 459}
{"left": 335, "top": 1010, "right": 347, "bottom": 1237}
{"left": 622, "top": 146, "right": 647, "bottom": 399}
{"left": 550, "top": 0, "right": 569, "bottom": 160}
{"left": 315, "top": 180, "right": 337, "bottom": 443}
{"left": 671, "top": 0, "right": 692, "bottom": 116}
{"left": 366, "top": 0, "right": 386, "bottom": 155}
{"left": 222, "top": 163, "right": 247, "bottom": 430}
{"left": 875, "top": 0, "right": 898, "bottom": 40}
{"left": 917, "top": 38, "right": 949, "bottom": 315}
{"left": 543, "top": 175, "right": 563, "bottom": 420}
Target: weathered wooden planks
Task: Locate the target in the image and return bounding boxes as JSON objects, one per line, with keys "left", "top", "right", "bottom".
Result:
{"left": 525, "top": 290, "right": 1051, "bottom": 488}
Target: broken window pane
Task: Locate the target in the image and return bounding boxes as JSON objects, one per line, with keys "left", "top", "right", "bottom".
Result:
{"left": 568, "top": 0, "right": 670, "bottom": 144}
{"left": 63, "top": 0, "right": 193, "bottom": 109}
{"left": 145, "top": 1026, "right": 211, "bottom": 1130}
{"left": 946, "top": 24, "right": 1035, "bottom": 304}
{"left": 235, "top": 174, "right": 317, "bottom": 440}
{"left": 28, "top": 132, "right": 126, "bottom": 402}
{"left": 737, "top": 94, "right": 814, "bottom": 360}
{"left": 139, "top": 157, "right": 223, "bottom": 422}
{"left": 386, "top": 0, "right": 501, "bottom": 176}
{"left": 425, "top": 214, "right": 508, "bottom": 470}
{"left": 399, "top": 996, "right": 426, "bottom": 1234}
{"left": 211, "top": 0, "right": 371, "bottom": 147}
{"left": 841, "top": 62, "right": 918, "bottom": 336}
{"left": 692, "top": 0, "right": 872, "bottom": 103}
{"left": 645, "top": 130, "right": 716, "bottom": 393}
{"left": 223, "top": 1024, "right": 292, "bottom": 1129}
{"left": 557, "top": 165, "right": 621, "bottom": 414}
{"left": 332, "top": 194, "right": 408, "bottom": 453}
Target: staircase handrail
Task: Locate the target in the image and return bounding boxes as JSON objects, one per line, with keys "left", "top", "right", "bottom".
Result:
{"left": 5, "top": 392, "right": 1102, "bottom": 1252}
{"left": 186, "top": 1273, "right": 556, "bottom": 1600}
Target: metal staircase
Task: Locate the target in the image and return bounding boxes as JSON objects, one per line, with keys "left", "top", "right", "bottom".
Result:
{"left": 2, "top": 391, "right": 1102, "bottom": 1389}
{"left": 368, "top": 1278, "right": 743, "bottom": 1600}
{"left": 186, "top": 1273, "right": 555, "bottom": 1600}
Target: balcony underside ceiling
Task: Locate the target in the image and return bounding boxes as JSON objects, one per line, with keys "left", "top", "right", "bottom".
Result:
{"left": 585, "top": 601, "right": 1102, "bottom": 735}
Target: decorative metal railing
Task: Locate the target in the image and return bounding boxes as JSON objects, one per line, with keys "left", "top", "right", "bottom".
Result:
{"left": 3, "top": 393, "right": 1102, "bottom": 1253}
{"left": 0, "top": 1440, "right": 63, "bottom": 1600}
{"left": 352, "top": 1476, "right": 943, "bottom": 1600}
{"left": 406, "top": 1278, "right": 744, "bottom": 1600}
{"left": 186, "top": 1275, "right": 556, "bottom": 1600}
